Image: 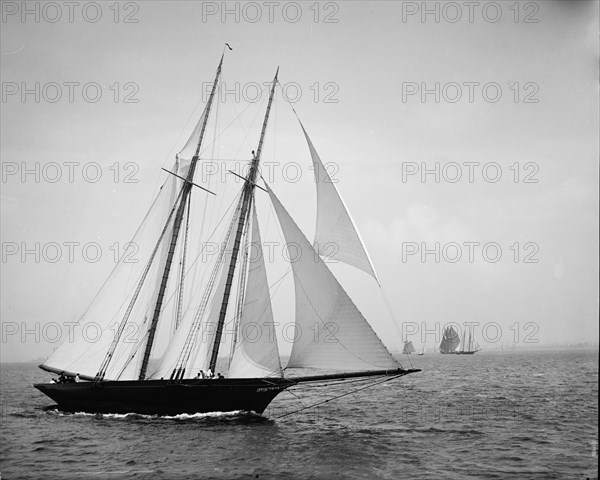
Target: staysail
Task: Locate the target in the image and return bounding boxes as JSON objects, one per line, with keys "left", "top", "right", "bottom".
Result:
{"left": 228, "top": 203, "right": 283, "bottom": 378}
{"left": 266, "top": 182, "right": 398, "bottom": 371}
{"left": 298, "top": 121, "right": 378, "bottom": 281}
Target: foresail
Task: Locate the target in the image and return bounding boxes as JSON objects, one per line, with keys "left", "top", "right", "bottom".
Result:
{"left": 266, "top": 183, "right": 398, "bottom": 371}
{"left": 42, "top": 166, "right": 182, "bottom": 380}
{"left": 228, "top": 204, "right": 283, "bottom": 378}
{"left": 298, "top": 121, "right": 378, "bottom": 281}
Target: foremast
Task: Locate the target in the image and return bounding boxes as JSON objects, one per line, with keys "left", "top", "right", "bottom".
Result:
{"left": 137, "top": 54, "right": 224, "bottom": 380}
{"left": 207, "top": 68, "right": 279, "bottom": 373}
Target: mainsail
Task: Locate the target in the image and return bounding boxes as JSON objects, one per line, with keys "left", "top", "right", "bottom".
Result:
{"left": 266, "top": 182, "right": 398, "bottom": 371}
{"left": 298, "top": 121, "right": 378, "bottom": 281}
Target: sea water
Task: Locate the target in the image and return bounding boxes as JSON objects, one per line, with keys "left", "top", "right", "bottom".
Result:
{"left": 1, "top": 349, "right": 597, "bottom": 479}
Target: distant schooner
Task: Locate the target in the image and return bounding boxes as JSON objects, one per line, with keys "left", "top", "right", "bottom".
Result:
{"left": 439, "top": 325, "right": 480, "bottom": 355}
{"left": 34, "top": 52, "right": 419, "bottom": 416}
{"left": 439, "top": 326, "right": 460, "bottom": 354}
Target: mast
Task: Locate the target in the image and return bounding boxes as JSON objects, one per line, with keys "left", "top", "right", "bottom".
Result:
{"left": 138, "top": 54, "right": 224, "bottom": 380}
{"left": 207, "top": 68, "right": 279, "bottom": 373}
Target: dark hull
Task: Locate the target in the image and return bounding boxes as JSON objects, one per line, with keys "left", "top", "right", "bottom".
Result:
{"left": 34, "top": 378, "right": 295, "bottom": 415}
{"left": 455, "top": 351, "right": 477, "bottom": 355}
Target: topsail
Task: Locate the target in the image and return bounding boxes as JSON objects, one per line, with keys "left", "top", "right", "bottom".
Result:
{"left": 299, "top": 121, "right": 378, "bottom": 281}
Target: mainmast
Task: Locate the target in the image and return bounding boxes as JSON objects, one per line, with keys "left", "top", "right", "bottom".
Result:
{"left": 138, "top": 54, "right": 224, "bottom": 380}
{"left": 207, "top": 68, "right": 279, "bottom": 373}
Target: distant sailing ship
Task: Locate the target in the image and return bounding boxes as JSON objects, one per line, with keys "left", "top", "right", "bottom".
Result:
{"left": 455, "top": 326, "right": 481, "bottom": 355}
{"left": 34, "top": 52, "right": 419, "bottom": 415}
{"left": 439, "top": 325, "right": 480, "bottom": 354}
{"left": 439, "top": 326, "right": 460, "bottom": 354}
{"left": 417, "top": 345, "right": 425, "bottom": 356}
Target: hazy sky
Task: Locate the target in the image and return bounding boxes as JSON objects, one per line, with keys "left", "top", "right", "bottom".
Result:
{"left": 1, "top": 0, "right": 598, "bottom": 362}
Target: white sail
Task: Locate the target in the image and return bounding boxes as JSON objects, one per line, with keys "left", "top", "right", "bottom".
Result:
{"left": 266, "top": 183, "right": 398, "bottom": 371}
{"left": 42, "top": 165, "right": 182, "bottom": 380}
{"left": 150, "top": 204, "right": 242, "bottom": 379}
{"left": 177, "top": 104, "right": 210, "bottom": 161}
{"left": 299, "top": 121, "right": 378, "bottom": 281}
{"left": 402, "top": 341, "right": 416, "bottom": 355}
{"left": 186, "top": 218, "right": 239, "bottom": 376}
{"left": 228, "top": 204, "right": 283, "bottom": 378}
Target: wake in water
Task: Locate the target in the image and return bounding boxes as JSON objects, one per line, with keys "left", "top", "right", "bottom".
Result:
{"left": 41, "top": 406, "right": 269, "bottom": 423}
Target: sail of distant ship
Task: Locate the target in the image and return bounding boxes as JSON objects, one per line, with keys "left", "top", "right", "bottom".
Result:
{"left": 33, "top": 51, "right": 420, "bottom": 416}
{"left": 417, "top": 345, "right": 425, "bottom": 356}
{"left": 455, "top": 326, "right": 481, "bottom": 355}
{"left": 402, "top": 341, "right": 416, "bottom": 355}
{"left": 439, "top": 326, "right": 460, "bottom": 354}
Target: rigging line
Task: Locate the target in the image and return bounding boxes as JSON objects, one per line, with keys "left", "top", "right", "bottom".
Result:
{"left": 56, "top": 183, "right": 178, "bottom": 374}
{"left": 174, "top": 193, "right": 192, "bottom": 332}
{"left": 162, "top": 48, "right": 227, "bottom": 174}
{"left": 231, "top": 84, "right": 270, "bottom": 160}
{"left": 197, "top": 75, "right": 222, "bottom": 252}
{"left": 114, "top": 329, "right": 150, "bottom": 380}
{"left": 275, "top": 373, "right": 407, "bottom": 419}
{"left": 71, "top": 182, "right": 185, "bottom": 375}
{"left": 177, "top": 196, "right": 248, "bottom": 376}
{"left": 155, "top": 86, "right": 210, "bottom": 190}
{"left": 154, "top": 189, "right": 243, "bottom": 317}
{"left": 58, "top": 182, "right": 169, "bottom": 338}
{"left": 284, "top": 376, "right": 379, "bottom": 390}
{"left": 172, "top": 200, "right": 244, "bottom": 375}
{"left": 96, "top": 186, "right": 187, "bottom": 379}
{"left": 378, "top": 283, "right": 405, "bottom": 361}
{"left": 195, "top": 97, "right": 260, "bottom": 160}
{"left": 229, "top": 208, "right": 251, "bottom": 367}
{"left": 83, "top": 176, "right": 184, "bottom": 365}
{"left": 190, "top": 78, "right": 223, "bottom": 301}
{"left": 404, "top": 351, "right": 414, "bottom": 368}
{"left": 207, "top": 73, "right": 229, "bottom": 234}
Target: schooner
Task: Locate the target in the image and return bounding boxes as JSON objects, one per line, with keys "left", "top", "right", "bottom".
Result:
{"left": 34, "top": 52, "right": 419, "bottom": 415}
